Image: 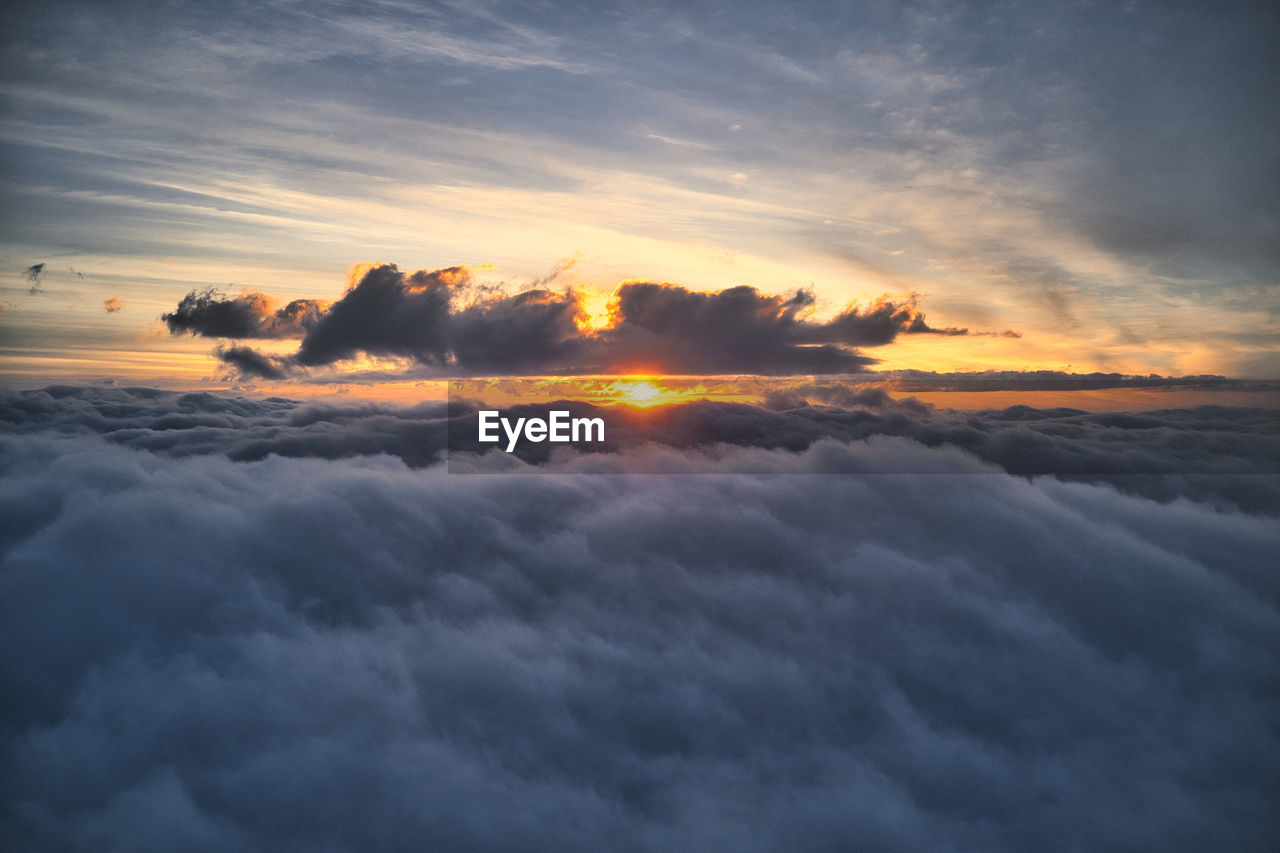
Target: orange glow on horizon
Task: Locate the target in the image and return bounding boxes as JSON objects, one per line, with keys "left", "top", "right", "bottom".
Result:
{"left": 617, "top": 379, "right": 663, "bottom": 406}
{"left": 603, "top": 377, "right": 717, "bottom": 407}
{"left": 448, "top": 376, "right": 763, "bottom": 409}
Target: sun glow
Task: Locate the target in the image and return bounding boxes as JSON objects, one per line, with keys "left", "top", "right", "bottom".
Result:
{"left": 600, "top": 377, "right": 744, "bottom": 408}
{"left": 617, "top": 379, "right": 664, "bottom": 407}
{"left": 449, "top": 376, "right": 756, "bottom": 409}
{"left": 574, "top": 290, "right": 614, "bottom": 332}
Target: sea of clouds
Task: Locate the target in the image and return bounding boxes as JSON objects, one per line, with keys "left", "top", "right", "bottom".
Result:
{"left": 2, "top": 387, "right": 1277, "bottom": 851}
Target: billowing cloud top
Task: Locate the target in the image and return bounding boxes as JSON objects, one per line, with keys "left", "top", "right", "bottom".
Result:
{"left": 2, "top": 385, "right": 1277, "bottom": 850}
{"left": 165, "top": 263, "right": 967, "bottom": 377}
{"left": 4, "top": 384, "right": 1277, "bottom": 510}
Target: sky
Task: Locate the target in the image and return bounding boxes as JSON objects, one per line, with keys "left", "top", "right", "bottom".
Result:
{"left": 2, "top": 0, "right": 1278, "bottom": 389}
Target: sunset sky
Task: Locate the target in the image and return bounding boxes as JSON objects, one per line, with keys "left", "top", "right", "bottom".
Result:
{"left": 3, "top": 0, "right": 1277, "bottom": 388}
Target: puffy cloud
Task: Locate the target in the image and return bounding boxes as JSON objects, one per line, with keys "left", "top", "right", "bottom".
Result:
{"left": 293, "top": 265, "right": 468, "bottom": 366}
{"left": 0, "top": 386, "right": 448, "bottom": 468}
{"left": 1, "top": 402, "right": 1277, "bottom": 851}
{"left": 102, "top": 297, "right": 124, "bottom": 313}
{"left": 175, "top": 265, "right": 968, "bottom": 378}
{"left": 213, "top": 344, "right": 289, "bottom": 380}
{"left": 3, "top": 385, "right": 1277, "bottom": 512}
{"left": 162, "top": 288, "right": 328, "bottom": 339}
{"left": 281, "top": 263, "right": 588, "bottom": 372}
{"left": 597, "top": 282, "right": 906, "bottom": 374}
{"left": 445, "top": 397, "right": 1280, "bottom": 511}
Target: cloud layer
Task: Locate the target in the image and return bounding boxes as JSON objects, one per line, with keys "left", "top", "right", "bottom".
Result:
{"left": 5, "top": 385, "right": 1277, "bottom": 512}
{"left": 163, "top": 264, "right": 966, "bottom": 377}
{"left": 1, "top": 390, "right": 1277, "bottom": 851}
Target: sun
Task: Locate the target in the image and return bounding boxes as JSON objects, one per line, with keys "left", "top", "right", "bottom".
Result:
{"left": 619, "top": 380, "right": 664, "bottom": 407}
{"left": 604, "top": 378, "right": 692, "bottom": 407}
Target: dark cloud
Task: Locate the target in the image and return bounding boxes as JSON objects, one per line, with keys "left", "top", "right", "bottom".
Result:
{"left": 283, "top": 264, "right": 587, "bottom": 372}
{"left": 292, "top": 265, "right": 468, "bottom": 365}
{"left": 1, "top": 397, "right": 1276, "bottom": 851}
{"left": 792, "top": 293, "right": 968, "bottom": 345}
{"left": 24, "top": 262, "right": 44, "bottom": 294}
{"left": 450, "top": 287, "right": 586, "bottom": 372}
{"left": 598, "top": 283, "right": 960, "bottom": 374}
{"left": 213, "top": 344, "right": 289, "bottom": 380}
{"left": 162, "top": 287, "right": 328, "bottom": 339}
{"left": 182, "top": 265, "right": 967, "bottom": 378}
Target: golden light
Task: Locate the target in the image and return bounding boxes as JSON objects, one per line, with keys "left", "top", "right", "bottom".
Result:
{"left": 601, "top": 377, "right": 726, "bottom": 408}
{"left": 574, "top": 289, "right": 614, "bottom": 332}
{"left": 449, "top": 376, "right": 764, "bottom": 410}
{"left": 619, "top": 379, "right": 664, "bottom": 406}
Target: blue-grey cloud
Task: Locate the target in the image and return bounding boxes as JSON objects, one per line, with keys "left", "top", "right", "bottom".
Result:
{"left": 1, "top": 395, "right": 1277, "bottom": 851}
{"left": 4, "top": 383, "right": 1278, "bottom": 511}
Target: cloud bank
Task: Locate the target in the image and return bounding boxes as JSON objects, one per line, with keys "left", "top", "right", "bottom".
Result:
{"left": 4, "top": 385, "right": 1276, "bottom": 511}
{"left": 1, "top": 391, "right": 1277, "bottom": 851}
{"left": 163, "top": 264, "right": 967, "bottom": 377}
